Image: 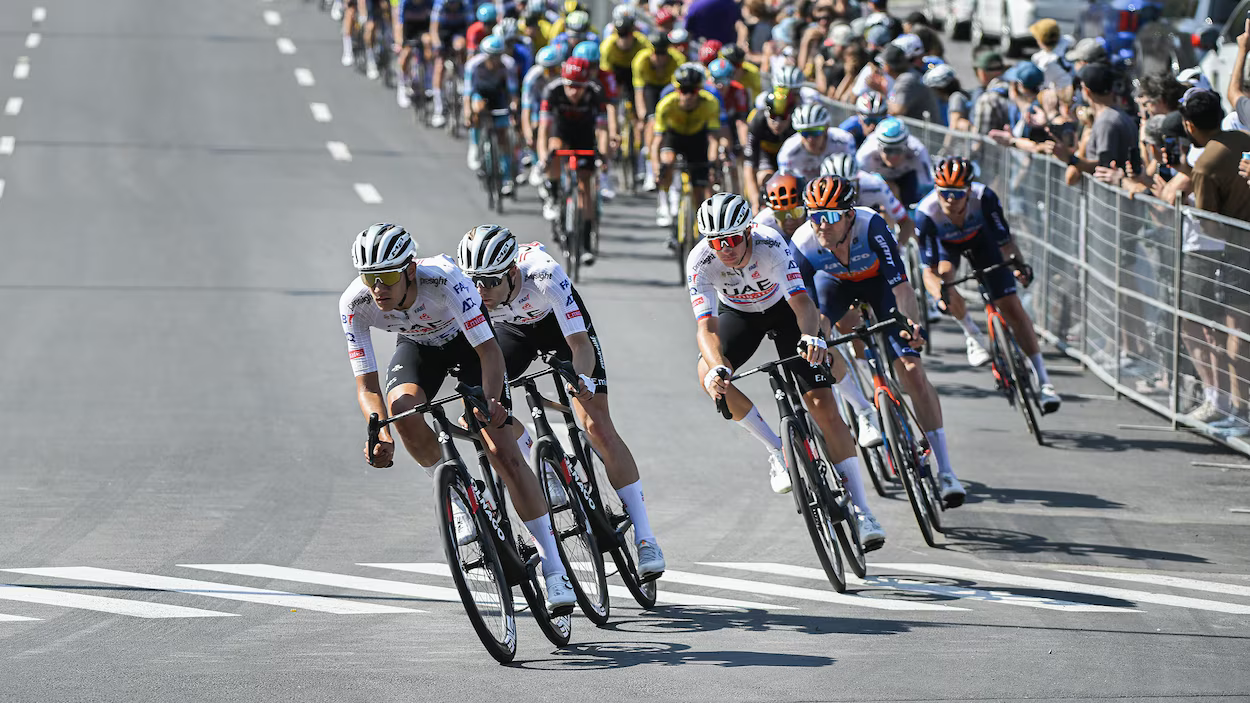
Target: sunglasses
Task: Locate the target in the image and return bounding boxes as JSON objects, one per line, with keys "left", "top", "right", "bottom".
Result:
{"left": 882, "top": 146, "right": 907, "bottom": 156}
{"left": 800, "top": 128, "right": 827, "bottom": 138}
{"left": 563, "top": 79, "right": 588, "bottom": 88}
{"left": 472, "top": 273, "right": 507, "bottom": 288}
{"left": 775, "top": 206, "right": 806, "bottom": 220}
{"left": 678, "top": 85, "right": 700, "bottom": 95}
{"left": 936, "top": 187, "right": 968, "bottom": 201}
{"left": 360, "top": 268, "right": 406, "bottom": 287}
{"left": 808, "top": 209, "right": 850, "bottom": 225}
{"left": 707, "top": 233, "right": 746, "bottom": 250}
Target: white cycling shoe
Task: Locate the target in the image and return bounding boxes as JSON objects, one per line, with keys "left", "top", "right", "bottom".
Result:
{"left": 544, "top": 572, "right": 577, "bottom": 612}
{"left": 396, "top": 84, "right": 411, "bottom": 109}
{"left": 365, "top": 60, "right": 380, "bottom": 81}
{"left": 938, "top": 473, "right": 966, "bottom": 508}
{"left": 341, "top": 48, "right": 354, "bottom": 67}
{"left": 431, "top": 112, "right": 447, "bottom": 128}
{"left": 528, "top": 164, "right": 544, "bottom": 187}
{"left": 466, "top": 144, "right": 481, "bottom": 171}
{"left": 856, "top": 409, "right": 883, "bottom": 448}
{"left": 542, "top": 199, "right": 560, "bottom": 221}
{"left": 450, "top": 493, "right": 478, "bottom": 546}
{"left": 1039, "top": 383, "right": 1061, "bottom": 414}
{"left": 856, "top": 512, "right": 886, "bottom": 552}
{"left": 656, "top": 207, "right": 672, "bottom": 228}
{"left": 635, "top": 539, "right": 666, "bottom": 577}
{"left": 768, "top": 449, "right": 791, "bottom": 494}
{"left": 966, "top": 336, "right": 991, "bottom": 368}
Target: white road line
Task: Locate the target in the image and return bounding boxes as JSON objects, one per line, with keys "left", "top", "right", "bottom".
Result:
{"left": 703, "top": 563, "right": 1139, "bottom": 613}
{"left": 0, "top": 583, "right": 234, "bottom": 619}
{"left": 0, "top": 612, "right": 39, "bottom": 622}
{"left": 14, "top": 58, "right": 30, "bottom": 80}
{"left": 25, "top": 33, "right": 40, "bottom": 49}
{"left": 5, "top": 567, "right": 419, "bottom": 615}
{"left": 294, "top": 68, "right": 315, "bottom": 86}
{"left": 276, "top": 37, "right": 297, "bottom": 55}
{"left": 32, "top": 7, "right": 46, "bottom": 23}
{"left": 4, "top": 97, "right": 22, "bottom": 115}
{"left": 878, "top": 563, "right": 1250, "bottom": 615}
{"left": 187, "top": 564, "right": 464, "bottom": 603}
{"left": 376, "top": 562, "right": 792, "bottom": 610}
{"left": 354, "top": 183, "right": 383, "bottom": 204}
{"left": 0, "top": 180, "right": 6, "bottom": 200}
{"left": 326, "top": 141, "right": 352, "bottom": 162}
{"left": 0, "top": 137, "right": 13, "bottom": 155}
{"left": 1056, "top": 570, "right": 1250, "bottom": 599}
{"left": 263, "top": 10, "right": 281, "bottom": 26}
{"left": 659, "top": 569, "right": 967, "bottom": 611}
{"left": 310, "top": 102, "right": 332, "bottom": 122}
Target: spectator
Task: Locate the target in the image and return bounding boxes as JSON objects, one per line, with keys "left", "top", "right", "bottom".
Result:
{"left": 969, "top": 50, "right": 1006, "bottom": 106}
{"left": 971, "top": 53, "right": 1013, "bottom": 136}
{"left": 922, "top": 64, "right": 970, "bottom": 130}
{"left": 1029, "top": 18, "right": 1070, "bottom": 91}
{"left": 740, "top": 0, "right": 779, "bottom": 61}
{"left": 902, "top": 11, "right": 929, "bottom": 34}
{"left": 1064, "top": 37, "right": 1109, "bottom": 73}
{"left": 851, "top": 25, "right": 895, "bottom": 98}
{"left": 1044, "top": 63, "right": 1138, "bottom": 186}
{"left": 1223, "top": 18, "right": 1250, "bottom": 130}
{"left": 685, "top": 0, "right": 742, "bottom": 44}
{"left": 987, "top": 61, "right": 1048, "bottom": 153}
{"left": 880, "top": 37, "right": 939, "bottom": 121}
{"left": 830, "top": 39, "right": 870, "bottom": 102}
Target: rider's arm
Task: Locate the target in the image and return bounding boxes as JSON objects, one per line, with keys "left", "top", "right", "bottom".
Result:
{"left": 473, "top": 337, "right": 509, "bottom": 420}
{"left": 689, "top": 253, "right": 729, "bottom": 368}
{"left": 980, "top": 186, "right": 1018, "bottom": 258}
{"left": 355, "top": 373, "right": 393, "bottom": 443}
{"left": 537, "top": 89, "right": 552, "bottom": 158}
{"left": 913, "top": 212, "right": 946, "bottom": 301}
{"left": 871, "top": 216, "right": 924, "bottom": 327}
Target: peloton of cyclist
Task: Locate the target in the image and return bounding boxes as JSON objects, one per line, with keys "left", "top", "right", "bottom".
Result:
{"left": 633, "top": 32, "right": 687, "bottom": 190}
{"left": 838, "top": 91, "right": 887, "bottom": 150}
{"left": 915, "top": 156, "right": 1062, "bottom": 412}
{"left": 429, "top": 0, "right": 472, "bottom": 126}
{"left": 742, "top": 90, "right": 797, "bottom": 209}
{"left": 523, "top": 45, "right": 566, "bottom": 187}
{"left": 687, "top": 193, "right": 887, "bottom": 548}
{"left": 457, "top": 224, "right": 666, "bottom": 577}
{"left": 463, "top": 35, "right": 519, "bottom": 188}
{"left": 651, "top": 63, "right": 721, "bottom": 230}
{"left": 820, "top": 152, "right": 917, "bottom": 245}
{"left": 341, "top": 223, "right": 577, "bottom": 612}
{"left": 570, "top": 40, "right": 621, "bottom": 202}
{"left": 395, "top": 0, "right": 433, "bottom": 109}
{"left": 856, "top": 116, "right": 934, "bottom": 209}
{"left": 466, "top": 2, "right": 498, "bottom": 52}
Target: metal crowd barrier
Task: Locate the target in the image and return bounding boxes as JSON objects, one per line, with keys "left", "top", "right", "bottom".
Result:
{"left": 819, "top": 100, "right": 1250, "bottom": 456}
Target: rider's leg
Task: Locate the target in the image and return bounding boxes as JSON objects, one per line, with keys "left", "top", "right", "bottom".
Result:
{"left": 892, "top": 351, "right": 959, "bottom": 480}
{"left": 342, "top": 1, "right": 357, "bottom": 65}
{"left": 574, "top": 393, "right": 655, "bottom": 541}
{"left": 996, "top": 291, "right": 1050, "bottom": 385}
{"left": 387, "top": 384, "right": 443, "bottom": 467}
{"left": 805, "top": 387, "right": 874, "bottom": 516}
{"left": 696, "top": 355, "right": 780, "bottom": 450}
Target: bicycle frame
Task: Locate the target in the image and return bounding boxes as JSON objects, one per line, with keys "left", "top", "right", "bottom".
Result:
{"left": 851, "top": 304, "right": 932, "bottom": 475}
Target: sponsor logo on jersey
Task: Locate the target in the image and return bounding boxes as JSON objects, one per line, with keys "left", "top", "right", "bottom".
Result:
{"left": 462, "top": 299, "right": 476, "bottom": 313}
{"left": 787, "top": 272, "right": 802, "bottom": 281}
{"left": 420, "top": 313, "right": 431, "bottom": 320}
{"left": 751, "top": 271, "right": 761, "bottom": 278}
{"left": 755, "top": 236, "right": 781, "bottom": 249}
{"left": 349, "top": 291, "right": 373, "bottom": 310}
{"left": 349, "top": 349, "right": 366, "bottom": 359}
{"left": 691, "top": 296, "right": 705, "bottom": 306}
{"left": 527, "top": 272, "right": 553, "bottom": 281}
{"left": 465, "top": 314, "right": 487, "bottom": 329}
{"left": 453, "top": 281, "right": 467, "bottom": 293}
{"left": 420, "top": 277, "right": 449, "bottom": 286}
{"left": 522, "top": 302, "right": 533, "bottom": 309}
{"left": 345, "top": 332, "right": 356, "bottom": 342}
{"left": 560, "top": 279, "right": 570, "bottom": 290}
{"left": 565, "top": 310, "right": 582, "bottom": 320}
{"left": 725, "top": 280, "right": 777, "bottom": 300}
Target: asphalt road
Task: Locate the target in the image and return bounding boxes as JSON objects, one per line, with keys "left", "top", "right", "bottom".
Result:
{"left": 0, "top": 1, "right": 1248, "bottom": 701}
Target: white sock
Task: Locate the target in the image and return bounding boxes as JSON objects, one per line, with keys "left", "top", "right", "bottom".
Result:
{"left": 957, "top": 314, "right": 982, "bottom": 339}
{"left": 737, "top": 405, "right": 782, "bottom": 451}
{"left": 925, "top": 428, "right": 955, "bottom": 478}
{"left": 517, "top": 426, "right": 534, "bottom": 461}
{"left": 615, "top": 481, "right": 655, "bottom": 543}
{"left": 524, "top": 514, "right": 566, "bottom": 578}
{"left": 1029, "top": 352, "right": 1050, "bottom": 386}
{"left": 657, "top": 191, "right": 666, "bottom": 212}
{"left": 342, "top": 35, "right": 352, "bottom": 54}
{"left": 834, "top": 457, "right": 872, "bottom": 516}
{"left": 1205, "top": 386, "right": 1219, "bottom": 405}
{"left": 836, "top": 373, "right": 871, "bottom": 414}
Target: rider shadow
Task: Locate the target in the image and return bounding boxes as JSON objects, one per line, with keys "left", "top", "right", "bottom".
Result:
{"left": 512, "top": 640, "right": 836, "bottom": 670}
{"left": 588, "top": 274, "right": 684, "bottom": 288}
{"left": 1042, "top": 429, "right": 1232, "bottom": 454}
{"left": 593, "top": 605, "right": 926, "bottom": 638}
{"left": 962, "top": 480, "right": 1125, "bottom": 510}
{"left": 939, "top": 525, "right": 1210, "bottom": 564}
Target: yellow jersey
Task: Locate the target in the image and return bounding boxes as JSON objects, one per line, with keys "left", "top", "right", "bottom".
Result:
{"left": 519, "top": 18, "right": 553, "bottom": 51}
{"left": 737, "top": 61, "right": 762, "bottom": 98}
{"left": 631, "top": 47, "right": 687, "bottom": 88}
{"left": 654, "top": 89, "right": 721, "bottom": 135}
{"left": 599, "top": 31, "right": 652, "bottom": 72}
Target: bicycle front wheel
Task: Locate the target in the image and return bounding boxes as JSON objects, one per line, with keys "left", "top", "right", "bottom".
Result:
{"left": 582, "top": 434, "right": 657, "bottom": 608}
{"left": 991, "top": 315, "right": 1043, "bottom": 445}
{"left": 783, "top": 418, "right": 847, "bottom": 592}
{"left": 807, "top": 415, "right": 868, "bottom": 578}
{"left": 880, "top": 393, "right": 938, "bottom": 547}
{"left": 435, "top": 464, "right": 516, "bottom": 663}
{"left": 536, "top": 438, "right": 610, "bottom": 625}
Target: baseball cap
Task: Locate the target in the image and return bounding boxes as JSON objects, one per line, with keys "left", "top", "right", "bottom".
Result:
{"left": 1077, "top": 62, "right": 1114, "bottom": 95}
{"left": 876, "top": 44, "right": 909, "bottom": 69}
{"left": 891, "top": 33, "right": 925, "bottom": 60}
{"left": 1005, "top": 61, "right": 1044, "bottom": 92}
{"left": 1159, "top": 111, "right": 1186, "bottom": 139}
{"left": 1177, "top": 67, "right": 1213, "bottom": 92}
{"left": 1029, "top": 18, "right": 1059, "bottom": 46}
{"left": 1065, "top": 37, "right": 1108, "bottom": 64}
{"left": 974, "top": 52, "right": 1006, "bottom": 72}
{"left": 865, "top": 24, "right": 892, "bottom": 50}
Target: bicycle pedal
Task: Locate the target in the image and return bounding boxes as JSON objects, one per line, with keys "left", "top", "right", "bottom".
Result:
{"left": 548, "top": 604, "right": 575, "bottom": 618}
{"left": 638, "top": 571, "right": 662, "bottom": 584}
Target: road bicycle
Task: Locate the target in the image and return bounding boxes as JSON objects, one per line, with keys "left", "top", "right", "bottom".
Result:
{"left": 366, "top": 384, "right": 573, "bottom": 664}
{"left": 833, "top": 343, "right": 898, "bottom": 498}
{"left": 714, "top": 337, "right": 874, "bottom": 592}
{"left": 552, "top": 149, "right": 599, "bottom": 285}
{"left": 944, "top": 256, "right": 1044, "bottom": 445}
{"left": 478, "top": 108, "right": 513, "bottom": 214}
{"left": 403, "top": 40, "right": 432, "bottom": 127}
{"left": 615, "top": 95, "right": 640, "bottom": 197}
{"left": 671, "top": 157, "right": 711, "bottom": 284}
{"left": 440, "top": 51, "right": 465, "bottom": 139}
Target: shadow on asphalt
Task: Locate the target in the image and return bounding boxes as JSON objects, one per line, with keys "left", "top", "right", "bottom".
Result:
{"left": 962, "top": 480, "right": 1125, "bottom": 510}
{"left": 585, "top": 275, "right": 682, "bottom": 288}
{"left": 938, "top": 525, "right": 1209, "bottom": 564}
{"left": 513, "top": 640, "right": 837, "bottom": 670}
{"left": 1040, "top": 429, "right": 1231, "bottom": 454}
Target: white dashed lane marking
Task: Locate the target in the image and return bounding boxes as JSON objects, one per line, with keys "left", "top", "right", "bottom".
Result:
{"left": 353, "top": 183, "right": 383, "bottom": 204}
{"left": 326, "top": 141, "right": 352, "bottom": 162}
{"left": 4, "top": 97, "right": 22, "bottom": 116}
{"left": 0, "top": 137, "right": 13, "bottom": 155}
{"left": 25, "top": 33, "right": 40, "bottom": 49}
{"left": 1055, "top": 570, "right": 1250, "bottom": 599}
{"left": 276, "top": 37, "right": 296, "bottom": 55}
{"left": 294, "top": 68, "right": 315, "bottom": 86}
{"left": 263, "top": 10, "right": 281, "bottom": 26}
{"left": 32, "top": 7, "right": 46, "bottom": 23}
{"left": 185, "top": 564, "right": 464, "bottom": 603}
{"left": 14, "top": 58, "right": 30, "bottom": 80}
{"left": 309, "top": 102, "right": 332, "bottom": 122}
{"left": 0, "top": 582, "right": 234, "bottom": 619}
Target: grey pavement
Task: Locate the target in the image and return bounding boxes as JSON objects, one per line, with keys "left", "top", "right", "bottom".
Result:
{"left": 0, "top": 0, "right": 1247, "bottom": 700}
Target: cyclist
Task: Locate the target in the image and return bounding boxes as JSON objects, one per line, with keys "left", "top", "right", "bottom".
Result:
{"left": 466, "top": 3, "right": 497, "bottom": 52}
{"left": 915, "top": 157, "right": 1062, "bottom": 411}
{"left": 697, "top": 39, "right": 723, "bottom": 68}
{"left": 457, "top": 225, "right": 667, "bottom": 577}
{"left": 341, "top": 223, "right": 577, "bottom": 612}
{"left": 668, "top": 28, "right": 691, "bottom": 60}
{"left": 519, "top": 3, "right": 553, "bottom": 52}
{"left": 856, "top": 116, "right": 934, "bottom": 209}
{"left": 820, "top": 152, "right": 916, "bottom": 246}
{"left": 538, "top": 57, "right": 607, "bottom": 263}
{"left": 708, "top": 58, "right": 749, "bottom": 155}
{"left": 838, "top": 91, "right": 887, "bottom": 150}
{"left": 571, "top": 40, "right": 620, "bottom": 202}
{"left": 742, "top": 90, "right": 797, "bottom": 209}
{"left": 600, "top": 8, "right": 652, "bottom": 184}
{"left": 549, "top": 0, "right": 597, "bottom": 39}
{"left": 429, "top": 0, "right": 472, "bottom": 127}
{"left": 719, "top": 44, "right": 761, "bottom": 102}
{"left": 776, "top": 103, "right": 855, "bottom": 184}
{"left": 495, "top": 18, "right": 533, "bottom": 78}
{"left": 523, "top": 45, "right": 565, "bottom": 187}
{"left": 632, "top": 31, "right": 686, "bottom": 190}
{"left": 651, "top": 63, "right": 720, "bottom": 229}
{"left": 791, "top": 176, "right": 967, "bottom": 508}
{"left": 549, "top": 10, "right": 599, "bottom": 51}
{"left": 395, "top": 0, "right": 434, "bottom": 109}
{"left": 463, "top": 35, "right": 519, "bottom": 189}
{"left": 753, "top": 64, "right": 820, "bottom": 111}
{"left": 688, "top": 193, "right": 887, "bottom": 548}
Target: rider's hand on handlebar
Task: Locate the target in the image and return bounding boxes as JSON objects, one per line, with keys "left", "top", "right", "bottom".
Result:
{"left": 569, "top": 374, "right": 596, "bottom": 401}
{"left": 704, "top": 365, "right": 731, "bottom": 397}
{"left": 799, "top": 334, "right": 828, "bottom": 366}
{"left": 473, "top": 398, "right": 509, "bottom": 429}
{"left": 898, "top": 318, "right": 926, "bottom": 350}
{"left": 1014, "top": 262, "right": 1035, "bottom": 288}
{"left": 365, "top": 438, "right": 395, "bottom": 468}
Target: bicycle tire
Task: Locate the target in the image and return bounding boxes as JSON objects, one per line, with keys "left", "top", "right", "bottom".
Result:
{"left": 562, "top": 172, "right": 582, "bottom": 283}
{"left": 880, "top": 390, "right": 938, "bottom": 548}
{"left": 517, "top": 561, "right": 573, "bottom": 647}
{"left": 782, "top": 418, "right": 847, "bottom": 592}
{"left": 621, "top": 123, "right": 637, "bottom": 196}
{"left": 535, "top": 439, "right": 610, "bottom": 626}
{"left": 582, "top": 434, "right": 656, "bottom": 608}
{"left": 806, "top": 415, "right": 868, "bottom": 579}
{"left": 435, "top": 464, "right": 517, "bottom": 664}
{"left": 482, "top": 135, "right": 497, "bottom": 211}
{"left": 991, "top": 315, "right": 1043, "bottom": 445}
{"left": 675, "top": 189, "right": 694, "bottom": 284}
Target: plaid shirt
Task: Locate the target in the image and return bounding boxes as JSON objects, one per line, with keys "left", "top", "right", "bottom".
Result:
{"left": 972, "top": 78, "right": 1013, "bottom": 135}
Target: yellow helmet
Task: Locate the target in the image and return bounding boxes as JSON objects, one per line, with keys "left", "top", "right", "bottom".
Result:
{"left": 563, "top": 0, "right": 585, "bottom": 15}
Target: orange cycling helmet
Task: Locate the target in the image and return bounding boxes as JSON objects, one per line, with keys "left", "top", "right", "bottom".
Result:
{"left": 803, "top": 175, "right": 857, "bottom": 210}
{"left": 933, "top": 156, "right": 974, "bottom": 188}
{"left": 765, "top": 173, "right": 802, "bottom": 210}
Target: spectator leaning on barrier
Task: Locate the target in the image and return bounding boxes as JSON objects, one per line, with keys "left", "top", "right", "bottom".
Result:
{"left": 986, "top": 61, "right": 1048, "bottom": 154}
{"left": 880, "top": 36, "right": 939, "bottom": 121}
{"left": 923, "top": 64, "right": 969, "bottom": 130}
{"left": 969, "top": 50, "right": 1006, "bottom": 106}
{"left": 1044, "top": 63, "right": 1138, "bottom": 186}
{"left": 971, "top": 53, "right": 1013, "bottom": 137}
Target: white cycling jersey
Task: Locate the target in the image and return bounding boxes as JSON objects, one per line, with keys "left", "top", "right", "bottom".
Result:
{"left": 340, "top": 255, "right": 492, "bottom": 376}
{"left": 853, "top": 170, "right": 906, "bottom": 222}
{"left": 752, "top": 207, "right": 804, "bottom": 240}
{"left": 487, "top": 242, "right": 587, "bottom": 336}
{"left": 856, "top": 131, "right": 933, "bottom": 185}
{"left": 777, "top": 129, "right": 855, "bottom": 181}
{"left": 686, "top": 223, "right": 807, "bottom": 319}
{"left": 463, "top": 52, "right": 519, "bottom": 95}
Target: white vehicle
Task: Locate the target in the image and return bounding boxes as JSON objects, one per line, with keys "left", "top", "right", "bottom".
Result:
{"left": 1196, "top": 0, "right": 1250, "bottom": 109}
{"left": 924, "top": 0, "right": 976, "bottom": 41}
{"left": 967, "top": 1, "right": 1080, "bottom": 57}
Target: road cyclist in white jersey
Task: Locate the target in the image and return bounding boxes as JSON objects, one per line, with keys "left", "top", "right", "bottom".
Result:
{"left": 686, "top": 193, "right": 887, "bottom": 549}
{"left": 856, "top": 117, "right": 934, "bottom": 209}
{"left": 819, "top": 152, "right": 916, "bottom": 245}
{"left": 776, "top": 103, "right": 855, "bottom": 185}
{"left": 456, "top": 225, "right": 666, "bottom": 577}
{"left": 340, "top": 223, "right": 576, "bottom": 613}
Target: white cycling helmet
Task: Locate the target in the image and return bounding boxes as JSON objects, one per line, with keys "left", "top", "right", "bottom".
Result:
{"left": 697, "top": 193, "right": 753, "bottom": 238}
{"left": 792, "top": 102, "right": 831, "bottom": 131}
{"left": 891, "top": 33, "right": 925, "bottom": 60}
{"left": 353, "top": 223, "right": 417, "bottom": 272}
{"left": 772, "top": 64, "right": 805, "bottom": 90}
{"left": 494, "top": 17, "right": 520, "bottom": 41}
{"left": 611, "top": 4, "right": 636, "bottom": 25}
{"left": 855, "top": 90, "right": 887, "bottom": 117}
{"left": 820, "top": 152, "right": 858, "bottom": 179}
{"left": 457, "top": 224, "right": 518, "bottom": 277}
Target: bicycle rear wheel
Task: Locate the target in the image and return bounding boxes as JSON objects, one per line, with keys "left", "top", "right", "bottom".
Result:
{"left": 675, "top": 187, "right": 695, "bottom": 284}
{"left": 582, "top": 435, "right": 656, "bottom": 608}
{"left": 990, "top": 315, "right": 1043, "bottom": 445}
{"left": 536, "top": 439, "right": 610, "bottom": 625}
{"left": 880, "top": 391, "right": 938, "bottom": 548}
{"left": 435, "top": 464, "right": 516, "bottom": 663}
{"left": 783, "top": 418, "right": 847, "bottom": 592}
{"left": 482, "top": 134, "right": 498, "bottom": 211}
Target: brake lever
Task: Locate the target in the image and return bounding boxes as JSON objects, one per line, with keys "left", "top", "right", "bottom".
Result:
{"left": 714, "top": 368, "right": 733, "bottom": 420}
{"left": 367, "top": 413, "right": 394, "bottom": 468}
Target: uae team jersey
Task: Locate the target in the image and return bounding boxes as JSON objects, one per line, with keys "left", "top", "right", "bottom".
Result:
{"left": 686, "top": 224, "right": 807, "bottom": 320}
{"left": 339, "top": 255, "right": 493, "bottom": 376}
{"left": 775, "top": 129, "right": 855, "bottom": 181}
{"left": 488, "top": 242, "right": 587, "bottom": 336}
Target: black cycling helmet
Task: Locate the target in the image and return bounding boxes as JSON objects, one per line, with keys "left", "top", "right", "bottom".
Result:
{"left": 649, "top": 30, "right": 671, "bottom": 51}
{"left": 673, "top": 63, "right": 704, "bottom": 90}
{"left": 721, "top": 42, "right": 746, "bottom": 66}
